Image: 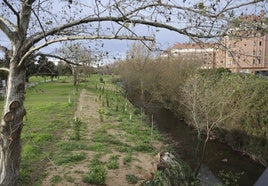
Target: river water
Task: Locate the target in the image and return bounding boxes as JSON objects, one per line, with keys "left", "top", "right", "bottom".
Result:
{"left": 151, "top": 108, "right": 265, "bottom": 185}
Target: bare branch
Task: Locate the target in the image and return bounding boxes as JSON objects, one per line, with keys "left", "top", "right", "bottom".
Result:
{"left": 3, "top": 0, "right": 20, "bottom": 26}
{"left": 35, "top": 53, "right": 81, "bottom": 66}
{"left": 0, "top": 45, "right": 10, "bottom": 54}
{"left": 116, "top": 22, "right": 153, "bottom": 51}
{"left": 20, "top": 34, "right": 154, "bottom": 66}
{"left": 0, "top": 67, "right": 10, "bottom": 73}
{"left": 31, "top": 8, "right": 47, "bottom": 42}
{"left": 221, "top": 0, "right": 264, "bottom": 13}
{"left": 0, "top": 17, "right": 17, "bottom": 41}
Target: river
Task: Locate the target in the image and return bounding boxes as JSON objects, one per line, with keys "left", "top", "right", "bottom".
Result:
{"left": 151, "top": 108, "right": 265, "bottom": 185}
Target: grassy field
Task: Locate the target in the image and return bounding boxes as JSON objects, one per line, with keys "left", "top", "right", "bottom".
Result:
{"left": 0, "top": 75, "right": 193, "bottom": 185}
{"left": 20, "top": 77, "right": 79, "bottom": 185}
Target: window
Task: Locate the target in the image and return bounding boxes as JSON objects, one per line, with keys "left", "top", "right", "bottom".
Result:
{"left": 259, "top": 50, "right": 262, "bottom": 56}
{"left": 253, "top": 50, "right": 256, "bottom": 55}
{"left": 258, "top": 59, "right": 261, "bottom": 64}
{"left": 259, "top": 41, "right": 262, "bottom": 46}
{"left": 253, "top": 59, "right": 256, "bottom": 64}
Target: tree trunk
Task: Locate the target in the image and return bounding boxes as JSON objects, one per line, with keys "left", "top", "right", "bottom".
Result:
{"left": 0, "top": 62, "right": 26, "bottom": 185}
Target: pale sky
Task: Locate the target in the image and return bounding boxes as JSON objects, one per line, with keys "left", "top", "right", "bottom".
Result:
{"left": 0, "top": 27, "right": 187, "bottom": 63}
{"left": 0, "top": 0, "right": 266, "bottom": 63}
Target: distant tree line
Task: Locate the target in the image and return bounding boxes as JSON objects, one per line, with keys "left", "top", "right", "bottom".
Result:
{"left": 0, "top": 54, "right": 75, "bottom": 84}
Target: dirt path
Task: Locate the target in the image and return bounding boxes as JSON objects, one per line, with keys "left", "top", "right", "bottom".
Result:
{"left": 42, "top": 89, "right": 161, "bottom": 185}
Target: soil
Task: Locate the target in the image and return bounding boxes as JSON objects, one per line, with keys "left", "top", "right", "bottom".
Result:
{"left": 41, "top": 89, "right": 162, "bottom": 186}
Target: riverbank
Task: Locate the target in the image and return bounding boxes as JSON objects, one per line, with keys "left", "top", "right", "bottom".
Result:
{"left": 119, "top": 61, "right": 268, "bottom": 168}
{"left": 151, "top": 108, "right": 265, "bottom": 186}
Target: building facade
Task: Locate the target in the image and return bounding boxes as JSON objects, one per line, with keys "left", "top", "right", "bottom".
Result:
{"left": 163, "top": 43, "right": 217, "bottom": 69}
{"left": 165, "top": 13, "right": 268, "bottom": 74}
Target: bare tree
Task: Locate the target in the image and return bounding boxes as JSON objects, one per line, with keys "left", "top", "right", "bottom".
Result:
{"left": 55, "top": 43, "right": 94, "bottom": 86}
{"left": 181, "top": 70, "right": 251, "bottom": 175}
{"left": 125, "top": 42, "right": 153, "bottom": 114}
{"left": 0, "top": 0, "right": 265, "bottom": 185}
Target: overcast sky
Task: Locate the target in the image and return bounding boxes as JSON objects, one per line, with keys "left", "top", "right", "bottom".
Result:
{"left": 1, "top": 0, "right": 266, "bottom": 64}
{"left": 95, "top": 29, "right": 188, "bottom": 62}
{"left": 0, "top": 0, "right": 192, "bottom": 63}
{"left": 35, "top": 25, "right": 188, "bottom": 64}
{"left": 0, "top": 29, "right": 187, "bottom": 66}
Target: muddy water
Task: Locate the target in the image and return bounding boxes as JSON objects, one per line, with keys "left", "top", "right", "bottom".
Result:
{"left": 151, "top": 108, "right": 265, "bottom": 186}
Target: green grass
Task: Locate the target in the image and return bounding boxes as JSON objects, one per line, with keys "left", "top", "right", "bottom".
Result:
{"left": 12, "top": 76, "right": 79, "bottom": 184}
{"left": 56, "top": 152, "right": 86, "bottom": 165}
{"left": 87, "top": 142, "right": 110, "bottom": 152}
{"left": 56, "top": 141, "right": 90, "bottom": 151}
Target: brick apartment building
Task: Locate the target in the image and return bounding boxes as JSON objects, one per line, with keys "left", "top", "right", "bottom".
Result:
{"left": 164, "top": 12, "right": 268, "bottom": 74}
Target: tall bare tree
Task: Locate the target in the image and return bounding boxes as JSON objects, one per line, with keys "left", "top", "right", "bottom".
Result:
{"left": 55, "top": 43, "right": 94, "bottom": 86}
{"left": 0, "top": 0, "right": 265, "bottom": 185}
{"left": 181, "top": 70, "right": 251, "bottom": 174}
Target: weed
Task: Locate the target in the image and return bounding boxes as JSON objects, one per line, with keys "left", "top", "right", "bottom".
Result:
{"left": 83, "top": 166, "right": 107, "bottom": 185}
{"left": 123, "top": 153, "right": 132, "bottom": 165}
{"left": 64, "top": 174, "right": 75, "bottom": 183}
{"left": 56, "top": 152, "right": 86, "bottom": 165}
{"left": 90, "top": 154, "right": 104, "bottom": 166}
{"left": 107, "top": 155, "right": 119, "bottom": 169}
{"left": 32, "top": 133, "right": 53, "bottom": 144}
{"left": 115, "top": 141, "right": 132, "bottom": 152}
{"left": 72, "top": 117, "right": 82, "bottom": 140}
{"left": 56, "top": 141, "right": 89, "bottom": 151}
{"left": 19, "top": 168, "right": 31, "bottom": 185}
{"left": 22, "top": 144, "right": 41, "bottom": 160}
{"left": 88, "top": 142, "right": 109, "bottom": 152}
{"left": 126, "top": 174, "right": 138, "bottom": 184}
{"left": 218, "top": 170, "right": 244, "bottom": 186}
{"left": 134, "top": 141, "right": 155, "bottom": 153}
{"left": 99, "top": 109, "right": 104, "bottom": 122}
{"left": 51, "top": 175, "right": 62, "bottom": 183}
